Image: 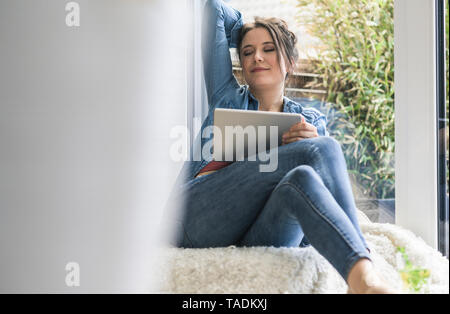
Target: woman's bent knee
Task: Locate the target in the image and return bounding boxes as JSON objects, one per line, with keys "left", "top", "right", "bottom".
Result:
{"left": 310, "top": 136, "right": 340, "bottom": 151}
{"left": 279, "top": 165, "right": 322, "bottom": 187}
{"left": 286, "top": 136, "right": 340, "bottom": 154}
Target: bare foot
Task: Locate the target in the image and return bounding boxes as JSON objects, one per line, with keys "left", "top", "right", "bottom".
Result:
{"left": 347, "top": 270, "right": 400, "bottom": 294}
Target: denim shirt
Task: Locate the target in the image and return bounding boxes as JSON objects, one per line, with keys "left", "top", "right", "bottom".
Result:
{"left": 175, "top": 0, "right": 329, "bottom": 186}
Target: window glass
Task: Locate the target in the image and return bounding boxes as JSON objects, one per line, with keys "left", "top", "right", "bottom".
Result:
{"left": 229, "top": 0, "right": 396, "bottom": 224}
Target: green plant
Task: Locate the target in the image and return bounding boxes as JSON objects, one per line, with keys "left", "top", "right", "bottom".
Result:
{"left": 295, "top": 0, "right": 395, "bottom": 199}
{"left": 397, "top": 247, "right": 431, "bottom": 293}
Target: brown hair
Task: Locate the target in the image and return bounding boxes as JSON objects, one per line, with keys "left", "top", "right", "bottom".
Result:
{"left": 237, "top": 17, "right": 299, "bottom": 81}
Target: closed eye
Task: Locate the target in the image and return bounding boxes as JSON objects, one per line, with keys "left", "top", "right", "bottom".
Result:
{"left": 243, "top": 48, "right": 275, "bottom": 56}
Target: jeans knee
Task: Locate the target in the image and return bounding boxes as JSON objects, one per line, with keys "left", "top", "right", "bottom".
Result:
{"left": 306, "top": 137, "right": 342, "bottom": 162}
{"left": 280, "top": 165, "right": 319, "bottom": 186}
{"left": 287, "top": 136, "right": 341, "bottom": 160}
{"left": 313, "top": 136, "right": 341, "bottom": 152}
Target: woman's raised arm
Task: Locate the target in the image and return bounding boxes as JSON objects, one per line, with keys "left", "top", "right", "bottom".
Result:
{"left": 202, "top": 0, "right": 243, "bottom": 109}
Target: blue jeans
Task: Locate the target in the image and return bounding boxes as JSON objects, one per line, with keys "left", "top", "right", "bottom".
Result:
{"left": 167, "top": 136, "right": 372, "bottom": 281}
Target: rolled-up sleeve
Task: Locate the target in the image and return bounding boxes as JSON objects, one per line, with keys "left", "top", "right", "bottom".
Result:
{"left": 314, "top": 115, "right": 329, "bottom": 137}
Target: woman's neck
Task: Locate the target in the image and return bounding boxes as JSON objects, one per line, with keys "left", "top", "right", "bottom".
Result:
{"left": 250, "top": 86, "right": 284, "bottom": 112}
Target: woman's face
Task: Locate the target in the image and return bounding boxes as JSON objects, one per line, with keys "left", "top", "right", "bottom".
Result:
{"left": 240, "top": 27, "right": 289, "bottom": 90}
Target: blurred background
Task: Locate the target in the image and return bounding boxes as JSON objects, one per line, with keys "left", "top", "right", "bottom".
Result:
{"left": 0, "top": 0, "right": 187, "bottom": 292}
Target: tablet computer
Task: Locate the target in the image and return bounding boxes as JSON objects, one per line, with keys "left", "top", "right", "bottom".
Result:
{"left": 213, "top": 108, "right": 303, "bottom": 161}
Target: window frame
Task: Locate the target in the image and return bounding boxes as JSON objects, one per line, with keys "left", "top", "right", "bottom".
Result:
{"left": 187, "top": 0, "right": 209, "bottom": 162}
{"left": 394, "top": 0, "right": 439, "bottom": 249}
{"left": 188, "top": 0, "right": 446, "bottom": 252}
{"left": 435, "top": 0, "right": 448, "bottom": 257}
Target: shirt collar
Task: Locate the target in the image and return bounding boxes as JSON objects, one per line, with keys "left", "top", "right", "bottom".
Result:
{"left": 247, "top": 88, "right": 258, "bottom": 104}
{"left": 283, "top": 96, "right": 304, "bottom": 113}
{"left": 247, "top": 87, "right": 301, "bottom": 113}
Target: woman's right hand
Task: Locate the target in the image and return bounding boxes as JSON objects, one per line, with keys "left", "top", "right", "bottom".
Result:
{"left": 281, "top": 115, "right": 318, "bottom": 145}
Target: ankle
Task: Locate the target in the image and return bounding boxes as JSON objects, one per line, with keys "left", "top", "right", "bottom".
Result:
{"left": 348, "top": 261, "right": 395, "bottom": 294}
{"left": 347, "top": 258, "right": 375, "bottom": 293}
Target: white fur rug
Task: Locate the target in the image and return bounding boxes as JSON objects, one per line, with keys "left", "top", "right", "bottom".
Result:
{"left": 153, "top": 211, "right": 449, "bottom": 294}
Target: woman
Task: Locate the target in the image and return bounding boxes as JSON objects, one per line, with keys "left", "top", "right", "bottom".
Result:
{"left": 167, "top": 0, "right": 396, "bottom": 294}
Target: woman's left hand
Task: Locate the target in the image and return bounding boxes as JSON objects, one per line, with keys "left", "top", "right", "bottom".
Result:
{"left": 281, "top": 115, "right": 319, "bottom": 145}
